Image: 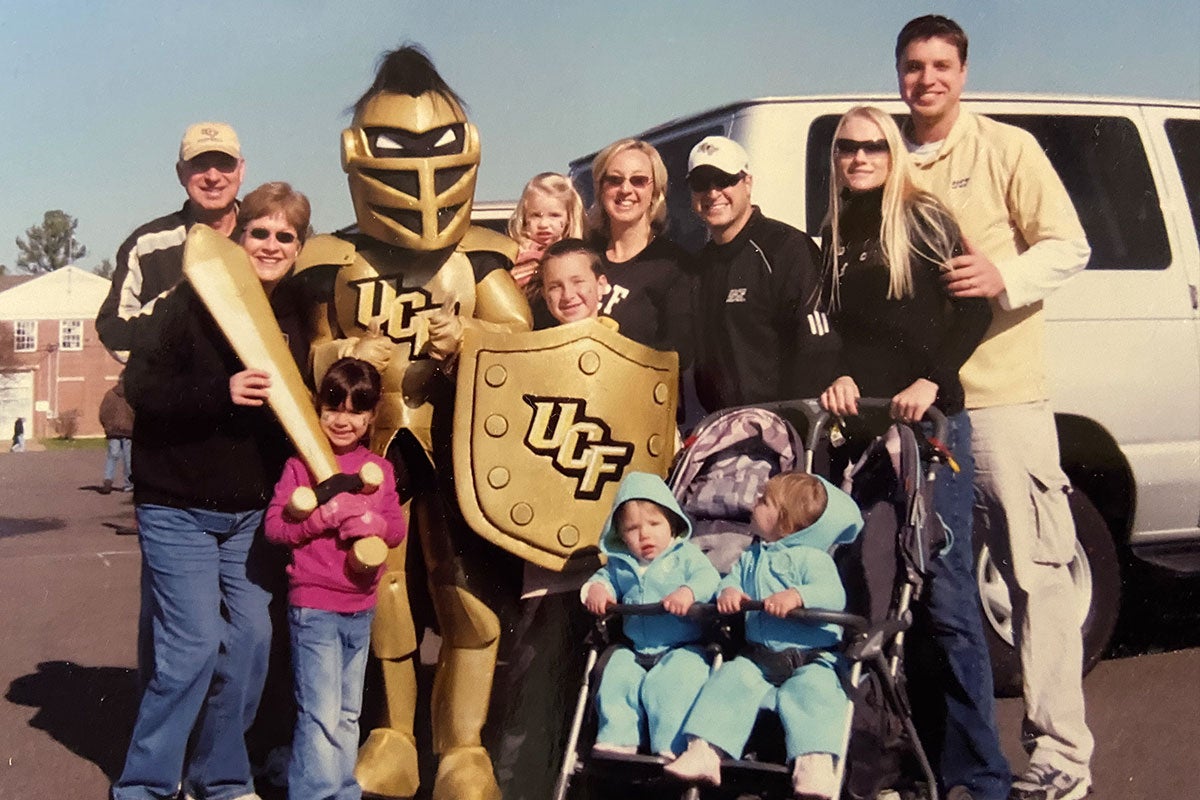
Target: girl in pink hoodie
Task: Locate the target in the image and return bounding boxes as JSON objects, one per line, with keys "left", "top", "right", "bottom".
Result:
{"left": 265, "top": 357, "right": 406, "bottom": 799}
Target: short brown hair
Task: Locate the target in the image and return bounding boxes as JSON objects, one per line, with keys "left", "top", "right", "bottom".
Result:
{"left": 762, "top": 472, "right": 827, "bottom": 534}
{"left": 237, "top": 181, "right": 312, "bottom": 243}
{"left": 895, "top": 15, "right": 968, "bottom": 65}
{"left": 542, "top": 238, "right": 604, "bottom": 276}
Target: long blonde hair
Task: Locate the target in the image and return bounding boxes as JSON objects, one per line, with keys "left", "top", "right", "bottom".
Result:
{"left": 823, "top": 105, "right": 959, "bottom": 305}
{"left": 507, "top": 172, "right": 585, "bottom": 248}
{"left": 588, "top": 138, "right": 669, "bottom": 239}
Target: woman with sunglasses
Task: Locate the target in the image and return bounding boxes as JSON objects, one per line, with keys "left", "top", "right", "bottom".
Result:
{"left": 817, "top": 105, "right": 999, "bottom": 794}
{"left": 585, "top": 138, "right": 693, "bottom": 363}
{"left": 115, "top": 182, "right": 312, "bottom": 800}
{"left": 231, "top": 181, "right": 314, "bottom": 397}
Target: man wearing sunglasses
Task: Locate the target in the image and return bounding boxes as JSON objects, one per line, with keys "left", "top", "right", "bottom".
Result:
{"left": 97, "top": 121, "right": 246, "bottom": 361}
{"left": 685, "top": 135, "right": 835, "bottom": 413}
{"left": 896, "top": 15, "right": 1092, "bottom": 800}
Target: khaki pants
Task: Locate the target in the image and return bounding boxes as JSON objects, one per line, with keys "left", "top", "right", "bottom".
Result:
{"left": 969, "top": 401, "right": 1094, "bottom": 779}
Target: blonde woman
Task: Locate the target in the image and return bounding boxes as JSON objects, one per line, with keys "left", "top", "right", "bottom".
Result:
{"left": 817, "top": 104, "right": 1001, "bottom": 798}
{"left": 586, "top": 138, "right": 692, "bottom": 361}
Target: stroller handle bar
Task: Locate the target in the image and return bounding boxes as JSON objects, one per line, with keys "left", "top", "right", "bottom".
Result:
{"left": 603, "top": 601, "right": 869, "bottom": 633}
{"left": 725, "top": 398, "right": 949, "bottom": 454}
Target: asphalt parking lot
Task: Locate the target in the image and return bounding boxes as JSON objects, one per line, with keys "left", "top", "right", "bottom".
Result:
{"left": 0, "top": 449, "right": 1196, "bottom": 800}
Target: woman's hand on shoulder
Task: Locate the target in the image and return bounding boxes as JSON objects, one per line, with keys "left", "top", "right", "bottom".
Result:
{"left": 820, "top": 375, "right": 860, "bottom": 417}
{"left": 891, "top": 378, "right": 938, "bottom": 423}
{"left": 230, "top": 369, "right": 271, "bottom": 406}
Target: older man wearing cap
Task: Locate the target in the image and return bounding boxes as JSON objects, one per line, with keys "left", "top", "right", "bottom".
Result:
{"left": 107, "top": 121, "right": 274, "bottom": 800}
{"left": 97, "top": 121, "right": 245, "bottom": 359}
{"left": 95, "top": 121, "right": 244, "bottom": 672}
{"left": 686, "top": 135, "right": 835, "bottom": 412}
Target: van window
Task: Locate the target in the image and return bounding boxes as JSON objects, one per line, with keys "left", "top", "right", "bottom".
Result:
{"left": 1165, "top": 118, "right": 1200, "bottom": 241}
{"left": 806, "top": 113, "right": 1172, "bottom": 270}
{"left": 655, "top": 126, "right": 725, "bottom": 250}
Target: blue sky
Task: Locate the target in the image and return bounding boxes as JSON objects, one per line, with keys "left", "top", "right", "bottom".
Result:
{"left": 1, "top": 0, "right": 1197, "bottom": 272}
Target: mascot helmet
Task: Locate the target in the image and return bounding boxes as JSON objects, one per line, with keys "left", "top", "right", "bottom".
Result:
{"left": 342, "top": 46, "right": 480, "bottom": 251}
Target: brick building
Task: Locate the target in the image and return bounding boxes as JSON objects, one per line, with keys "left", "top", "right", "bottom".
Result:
{"left": 0, "top": 266, "right": 120, "bottom": 442}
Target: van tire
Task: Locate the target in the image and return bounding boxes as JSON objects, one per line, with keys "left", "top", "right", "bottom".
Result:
{"left": 973, "top": 489, "right": 1121, "bottom": 697}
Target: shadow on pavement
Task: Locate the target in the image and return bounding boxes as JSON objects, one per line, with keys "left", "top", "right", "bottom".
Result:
{"left": 0, "top": 516, "right": 66, "bottom": 538}
{"left": 5, "top": 660, "right": 137, "bottom": 780}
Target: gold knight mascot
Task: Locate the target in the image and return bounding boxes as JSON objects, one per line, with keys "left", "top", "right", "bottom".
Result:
{"left": 296, "top": 46, "right": 530, "bottom": 800}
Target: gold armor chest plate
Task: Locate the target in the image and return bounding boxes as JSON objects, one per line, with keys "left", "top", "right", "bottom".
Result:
{"left": 333, "top": 247, "right": 479, "bottom": 454}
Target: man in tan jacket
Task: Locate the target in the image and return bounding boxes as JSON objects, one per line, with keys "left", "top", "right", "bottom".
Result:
{"left": 896, "top": 15, "right": 1093, "bottom": 800}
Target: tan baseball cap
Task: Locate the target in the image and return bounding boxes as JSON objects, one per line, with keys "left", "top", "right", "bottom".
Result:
{"left": 179, "top": 122, "right": 241, "bottom": 162}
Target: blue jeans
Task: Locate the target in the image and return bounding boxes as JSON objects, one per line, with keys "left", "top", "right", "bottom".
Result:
{"left": 288, "top": 605, "right": 374, "bottom": 800}
{"left": 917, "top": 411, "right": 1011, "bottom": 799}
{"left": 105, "top": 437, "right": 132, "bottom": 485}
{"left": 113, "top": 505, "right": 272, "bottom": 800}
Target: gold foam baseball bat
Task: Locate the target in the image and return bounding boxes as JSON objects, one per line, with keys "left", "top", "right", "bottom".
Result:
{"left": 183, "top": 225, "right": 387, "bottom": 571}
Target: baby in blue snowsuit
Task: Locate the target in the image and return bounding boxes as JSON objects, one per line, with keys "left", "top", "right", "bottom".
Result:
{"left": 666, "top": 472, "right": 863, "bottom": 799}
{"left": 581, "top": 471, "right": 721, "bottom": 758}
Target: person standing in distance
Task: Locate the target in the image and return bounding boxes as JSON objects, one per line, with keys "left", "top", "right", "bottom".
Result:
{"left": 686, "top": 136, "right": 836, "bottom": 413}
{"left": 896, "top": 15, "right": 1093, "bottom": 800}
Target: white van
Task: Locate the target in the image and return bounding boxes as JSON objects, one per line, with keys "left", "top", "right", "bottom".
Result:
{"left": 569, "top": 94, "right": 1200, "bottom": 692}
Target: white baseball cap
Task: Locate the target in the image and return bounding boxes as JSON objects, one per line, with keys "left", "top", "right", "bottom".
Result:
{"left": 687, "top": 135, "right": 750, "bottom": 177}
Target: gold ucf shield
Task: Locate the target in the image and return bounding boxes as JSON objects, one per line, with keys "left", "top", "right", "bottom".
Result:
{"left": 454, "top": 320, "right": 679, "bottom": 573}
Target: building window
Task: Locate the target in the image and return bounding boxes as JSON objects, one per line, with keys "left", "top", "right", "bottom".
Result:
{"left": 14, "top": 321, "right": 37, "bottom": 352}
{"left": 59, "top": 319, "right": 83, "bottom": 351}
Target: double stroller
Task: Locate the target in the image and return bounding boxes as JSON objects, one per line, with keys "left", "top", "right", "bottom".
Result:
{"left": 552, "top": 399, "right": 951, "bottom": 800}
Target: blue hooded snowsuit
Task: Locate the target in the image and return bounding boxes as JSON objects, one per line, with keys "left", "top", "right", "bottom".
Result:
{"left": 681, "top": 474, "right": 862, "bottom": 761}
{"left": 584, "top": 472, "right": 721, "bottom": 755}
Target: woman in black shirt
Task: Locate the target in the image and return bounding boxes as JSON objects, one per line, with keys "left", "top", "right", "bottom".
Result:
{"left": 817, "top": 105, "right": 999, "bottom": 798}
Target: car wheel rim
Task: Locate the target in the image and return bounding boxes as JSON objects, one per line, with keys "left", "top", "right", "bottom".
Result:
{"left": 976, "top": 541, "right": 1093, "bottom": 646}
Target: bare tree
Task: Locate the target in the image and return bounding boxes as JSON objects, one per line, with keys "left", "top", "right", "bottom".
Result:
{"left": 15, "top": 210, "right": 88, "bottom": 273}
{"left": 94, "top": 258, "right": 115, "bottom": 279}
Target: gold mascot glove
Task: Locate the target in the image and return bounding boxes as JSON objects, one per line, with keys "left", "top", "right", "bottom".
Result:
{"left": 423, "top": 298, "right": 465, "bottom": 363}
{"left": 349, "top": 316, "right": 396, "bottom": 373}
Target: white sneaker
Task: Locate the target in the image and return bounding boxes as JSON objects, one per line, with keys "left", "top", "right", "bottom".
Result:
{"left": 1009, "top": 763, "right": 1091, "bottom": 800}
{"left": 663, "top": 738, "right": 722, "bottom": 786}
{"left": 791, "top": 752, "right": 837, "bottom": 799}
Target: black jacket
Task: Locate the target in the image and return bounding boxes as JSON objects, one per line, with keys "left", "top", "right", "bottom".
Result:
{"left": 822, "top": 188, "right": 992, "bottom": 415}
{"left": 125, "top": 282, "right": 293, "bottom": 511}
{"left": 691, "top": 208, "right": 836, "bottom": 412}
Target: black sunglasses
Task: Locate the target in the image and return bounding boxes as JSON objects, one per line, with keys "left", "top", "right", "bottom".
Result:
{"left": 834, "top": 138, "right": 890, "bottom": 157}
{"left": 600, "top": 173, "right": 652, "bottom": 190}
{"left": 687, "top": 171, "right": 744, "bottom": 193}
{"left": 248, "top": 227, "right": 297, "bottom": 244}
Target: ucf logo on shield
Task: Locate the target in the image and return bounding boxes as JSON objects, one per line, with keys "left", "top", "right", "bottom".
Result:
{"left": 453, "top": 321, "right": 678, "bottom": 572}
{"left": 522, "top": 396, "right": 633, "bottom": 501}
